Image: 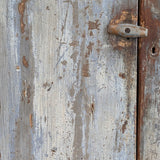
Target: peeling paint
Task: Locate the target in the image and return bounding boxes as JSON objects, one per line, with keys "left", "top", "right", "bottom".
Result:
{"left": 69, "top": 41, "right": 79, "bottom": 47}
{"left": 22, "top": 56, "right": 29, "bottom": 68}
{"left": 119, "top": 73, "right": 126, "bottom": 79}
{"left": 18, "top": 0, "right": 28, "bottom": 33}
{"left": 88, "top": 20, "right": 100, "bottom": 30}
{"left": 61, "top": 60, "right": 67, "bottom": 65}
{"left": 29, "top": 114, "right": 33, "bottom": 128}
{"left": 122, "top": 120, "right": 128, "bottom": 133}
{"left": 138, "top": 0, "right": 160, "bottom": 159}
{"left": 2, "top": 0, "right": 138, "bottom": 159}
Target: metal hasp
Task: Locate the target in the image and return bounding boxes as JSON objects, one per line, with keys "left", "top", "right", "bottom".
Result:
{"left": 108, "top": 24, "right": 148, "bottom": 38}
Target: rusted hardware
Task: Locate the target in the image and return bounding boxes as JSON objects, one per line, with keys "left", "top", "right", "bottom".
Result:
{"left": 108, "top": 24, "right": 148, "bottom": 38}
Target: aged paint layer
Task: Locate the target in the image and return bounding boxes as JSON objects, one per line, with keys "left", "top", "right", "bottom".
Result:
{"left": 1, "top": 0, "right": 137, "bottom": 160}
{"left": 138, "top": 0, "right": 160, "bottom": 159}
{"left": 32, "top": 0, "right": 137, "bottom": 159}
{"left": 18, "top": 0, "right": 28, "bottom": 33}
{"left": 0, "top": 0, "right": 34, "bottom": 160}
{"left": 14, "top": 0, "right": 35, "bottom": 159}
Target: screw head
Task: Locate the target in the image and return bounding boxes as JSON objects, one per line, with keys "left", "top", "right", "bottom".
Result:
{"left": 125, "top": 28, "right": 131, "bottom": 33}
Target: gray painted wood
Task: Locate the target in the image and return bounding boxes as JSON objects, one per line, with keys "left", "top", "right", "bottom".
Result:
{"left": 0, "top": 0, "right": 137, "bottom": 159}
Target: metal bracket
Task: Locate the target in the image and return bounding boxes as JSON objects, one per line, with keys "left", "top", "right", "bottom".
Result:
{"left": 108, "top": 24, "right": 148, "bottom": 38}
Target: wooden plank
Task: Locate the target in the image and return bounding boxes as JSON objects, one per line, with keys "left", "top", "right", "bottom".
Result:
{"left": 0, "top": 0, "right": 35, "bottom": 159}
{"left": 0, "top": 0, "right": 138, "bottom": 159}
{"left": 138, "top": 0, "right": 160, "bottom": 159}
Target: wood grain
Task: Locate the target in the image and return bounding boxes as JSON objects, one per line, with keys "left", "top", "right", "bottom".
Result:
{"left": 0, "top": 0, "right": 138, "bottom": 159}
{"left": 138, "top": 0, "right": 160, "bottom": 159}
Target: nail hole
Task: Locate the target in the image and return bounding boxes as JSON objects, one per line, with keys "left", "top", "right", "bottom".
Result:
{"left": 125, "top": 28, "right": 131, "bottom": 33}
{"left": 152, "top": 47, "right": 156, "bottom": 54}
{"left": 151, "top": 46, "right": 159, "bottom": 57}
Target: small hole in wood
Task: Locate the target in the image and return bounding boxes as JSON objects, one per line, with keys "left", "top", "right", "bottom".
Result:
{"left": 127, "top": 38, "right": 130, "bottom": 40}
{"left": 151, "top": 46, "right": 159, "bottom": 57}
{"left": 152, "top": 47, "right": 156, "bottom": 54}
{"left": 125, "top": 28, "right": 130, "bottom": 33}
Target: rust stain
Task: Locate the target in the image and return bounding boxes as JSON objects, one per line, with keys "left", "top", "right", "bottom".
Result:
{"left": 21, "top": 88, "right": 26, "bottom": 101}
{"left": 96, "top": 40, "right": 102, "bottom": 53}
{"left": 61, "top": 60, "right": 67, "bottom": 65}
{"left": 110, "top": 10, "right": 137, "bottom": 25}
{"left": 122, "top": 120, "right": 128, "bottom": 133}
{"left": 108, "top": 9, "right": 137, "bottom": 50}
{"left": 43, "top": 82, "right": 53, "bottom": 91}
{"left": 84, "top": 5, "right": 89, "bottom": 10}
{"left": 138, "top": 0, "right": 160, "bottom": 159}
{"left": 119, "top": 73, "right": 126, "bottom": 79}
{"left": 96, "top": 48, "right": 101, "bottom": 53}
{"left": 81, "top": 42, "right": 93, "bottom": 77}
{"left": 29, "top": 114, "right": 33, "bottom": 128}
{"left": 16, "top": 66, "right": 20, "bottom": 70}
{"left": 21, "top": 84, "right": 31, "bottom": 103}
{"left": 97, "top": 40, "right": 102, "bottom": 47}
{"left": 70, "top": 51, "right": 78, "bottom": 63}
{"left": 18, "top": 0, "right": 28, "bottom": 33}
{"left": 27, "top": 85, "right": 31, "bottom": 103}
{"left": 88, "top": 20, "right": 100, "bottom": 30}
{"left": 82, "top": 61, "right": 90, "bottom": 77}
{"left": 82, "top": 32, "right": 86, "bottom": 38}
{"left": 22, "top": 56, "right": 29, "bottom": 68}
{"left": 25, "top": 37, "right": 29, "bottom": 40}
{"left": 117, "top": 40, "right": 132, "bottom": 48}
{"left": 90, "top": 31, "right": 93, "bottom": 36}
{"left": 69, "top": 41, "right": 79, "bottom": 47}
{"left": 87, "top": 42, "right": 94, "bottom": 56}
{"left": 43, "top": 82, "right": 50, "bottom": 88}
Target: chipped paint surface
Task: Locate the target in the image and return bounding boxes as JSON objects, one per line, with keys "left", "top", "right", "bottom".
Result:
{"left": 22, "top": 56, "right": 29, "bottom": 68}
{"left": 18, "top": 0, "right": 28, "bottom": 33}
{"left": 0, "top": 0, "right": 137, "bottom": 160}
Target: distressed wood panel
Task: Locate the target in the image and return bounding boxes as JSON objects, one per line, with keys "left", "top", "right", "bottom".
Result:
{"left": 0, "top": 0, "right": 137, "bottom": 160}
{"left": 138, "top": 0, "right": 160, "bottom": 159}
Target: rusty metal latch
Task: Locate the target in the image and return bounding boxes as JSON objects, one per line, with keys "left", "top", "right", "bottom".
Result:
{"left": 108, "top": 24, "right": 148, "bottom": 38}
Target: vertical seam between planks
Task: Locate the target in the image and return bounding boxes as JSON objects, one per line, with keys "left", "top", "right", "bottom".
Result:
{"left": 137, "top": 0, "right": 141, "bottom": 159}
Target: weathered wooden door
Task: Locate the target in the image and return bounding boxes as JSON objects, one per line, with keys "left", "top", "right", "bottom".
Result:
{"left": 0, "top": 0, "right": 160, "bottom": 160}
